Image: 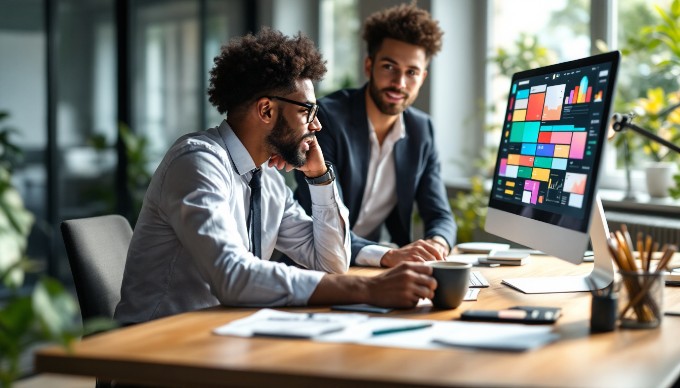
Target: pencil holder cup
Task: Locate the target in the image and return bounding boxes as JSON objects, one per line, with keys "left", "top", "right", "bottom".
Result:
{"left": 590, "top": 293, "right": 618, "bottom": 333}
{"left": 618, "top": 270, "right": 664, "bottom": 329}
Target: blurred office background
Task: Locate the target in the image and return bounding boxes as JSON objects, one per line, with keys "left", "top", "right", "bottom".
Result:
{"left": 1, "top": 0, "right": 679, "bottom": 298}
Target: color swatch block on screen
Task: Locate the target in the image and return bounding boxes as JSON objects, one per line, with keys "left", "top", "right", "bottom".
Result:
{"left": 551, "top": 132, "right": 572, "bottom": 144}
{"left": 513, "top": 110, "right": 527, "bottom": 121}
{"left": 569, "top": 132, "right": 587, "bottom": 159}
{"left": 554, "top": 145, "right": 570, "bottom": 158}
{"left": 522, "top": 122, "right": 540, "bottom": 142}
{"left": 536, "top": 144, "right": 555, "bottom": 157}
{"left": 515, "top": 98, "right": 528, "bottom": 109}
{"left": 538, "top": 132, "right": 552, "bottom": 143}
{"left": 533, "top": 157, "right": 553, "bottom": 169}
{"left": 568, "top": 193, "right": 584, "bottom": 208}
{"left": 517, "top": 166, "right": 533, "bottom": 179}
{"left": 564, "top": 172, "right": 587, "bottom": 195}
{"left": 519, "top": 155, "right": 534, "bottom": 167}
{"left": 551, "top": 158, "right": 568, "bottom": 170}
{"left": 542, "top": 84, "right": 566, "bottom": 121}
{"left": 521, "top": 143, "right": 537, "bottom": 155}
{"left": 504, "top": 180, "right": 515, "bottom": 195}
{"left": 523, "top": 179, "right": 540, "bottom": 205}
{"left": 510, "top": 122, "right": 524, "bottom": 143}
{"left": 504, "top": 165, "right": 518, "bottom": 178}
{"left": 526, "top": 93, "right": 545, "bottom": 120}
{"left": 531, "top": 168, "right": 550, "bottom": 182}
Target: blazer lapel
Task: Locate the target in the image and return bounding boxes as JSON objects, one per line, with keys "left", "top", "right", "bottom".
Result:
{"left": 394, "top": 112, "right": 415, "bottom": 229}
{"left": 348, "top": 87, "right": 371, "bottom": 224}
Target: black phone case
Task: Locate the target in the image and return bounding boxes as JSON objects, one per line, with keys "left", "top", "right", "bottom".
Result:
{"left": 460, "top": 306, "right": 561, "bottom": 324}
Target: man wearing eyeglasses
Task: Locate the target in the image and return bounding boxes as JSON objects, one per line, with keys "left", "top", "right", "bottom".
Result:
{"left": 115, "top": 28, "right": 437, "bottom": 325}
{"left": 294, "top": 4, "right": 456, "bottom": 268}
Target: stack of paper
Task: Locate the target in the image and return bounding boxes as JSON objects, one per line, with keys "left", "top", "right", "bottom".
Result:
{"left": 213, "top": 309, "right": 560, "bottom": 352}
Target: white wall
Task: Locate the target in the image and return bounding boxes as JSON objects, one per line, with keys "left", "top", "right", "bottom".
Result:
{"left": 431, "top": 0, "right": 488, "bottom": 184}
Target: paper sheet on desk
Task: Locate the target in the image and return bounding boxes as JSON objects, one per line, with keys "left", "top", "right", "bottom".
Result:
{"left": 213, "top": 309, "right": 559, "bottom": 352}
{"left": 320, "top": 320, "right": 558, "bottom": 351}
{"left": 212, "top": 309, "right": 368, "bottom": 337}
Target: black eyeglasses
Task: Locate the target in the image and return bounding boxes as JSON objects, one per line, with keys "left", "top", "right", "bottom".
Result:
{"left": 267, "top": 96, "right": 319, "bottom": 124}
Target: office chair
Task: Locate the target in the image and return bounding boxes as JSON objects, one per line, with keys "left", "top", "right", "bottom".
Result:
{"left": 61, "top": 214, "right": 132, "bottom": 321}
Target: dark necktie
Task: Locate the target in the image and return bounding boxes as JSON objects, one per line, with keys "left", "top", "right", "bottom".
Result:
{"left": 248, "top": 168, "right": 262, "bottom": 258}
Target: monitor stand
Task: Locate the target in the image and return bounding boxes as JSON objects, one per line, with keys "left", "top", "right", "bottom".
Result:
{"left": 501, "top": 196, "right": 614, "bottom": 294}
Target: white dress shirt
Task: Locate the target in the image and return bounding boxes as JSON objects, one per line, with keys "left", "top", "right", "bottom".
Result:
{"left": 353, "top": 116, "right": 405, "bottom": 267}
{"left": 114, "top": 120, "right": 350, "bottom": 324}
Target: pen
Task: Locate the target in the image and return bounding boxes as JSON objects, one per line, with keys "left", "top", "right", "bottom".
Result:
{"left": 371, "top": 322, "right": 433, "bottom": 336}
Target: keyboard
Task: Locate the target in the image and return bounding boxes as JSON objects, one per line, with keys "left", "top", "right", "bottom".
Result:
{"left": 469, "top": 271, "right": 490, "bottom": 288}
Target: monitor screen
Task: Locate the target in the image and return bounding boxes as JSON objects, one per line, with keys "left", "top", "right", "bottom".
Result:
{"left": 485, "top": 51, "right": 620, "bottom": 293}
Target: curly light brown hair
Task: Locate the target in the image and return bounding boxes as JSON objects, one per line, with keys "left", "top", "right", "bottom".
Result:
{"left": 362, "top": 3, "right": 443, "bottom": 60}
{"left": 208, "top": 27, "right": 327, "bottom": 116}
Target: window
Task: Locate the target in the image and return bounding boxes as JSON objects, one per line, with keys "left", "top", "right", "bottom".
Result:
{"left": 604, "top": 0, "right": 677, "bottom": 194}
{"left": 133, "top": 0, "right": 200, "bottom": 163}
{"left": 484, "top": 0, "right": 679, "bottom": 199}
{"left": 318, "top": 0, "right": 360, "bottom": 95}
{"left": 487, "top": 0, "right": 591, "bottom": 178}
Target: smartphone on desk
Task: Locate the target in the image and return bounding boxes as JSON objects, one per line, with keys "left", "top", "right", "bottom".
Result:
{"left": 460, "top": 306, "right": 561, "bottom": 324}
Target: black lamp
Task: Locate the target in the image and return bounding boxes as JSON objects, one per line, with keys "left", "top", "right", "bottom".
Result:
{"left": 611, "top": 112, "right": 680, "bottom": 199}
{"left": 611, "top": 112, "right": 680, "bottom": 155}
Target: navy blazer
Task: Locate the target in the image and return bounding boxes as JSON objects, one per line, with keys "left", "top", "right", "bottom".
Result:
{"left": 294, "top": 86, "right": 456, "bottom": 264}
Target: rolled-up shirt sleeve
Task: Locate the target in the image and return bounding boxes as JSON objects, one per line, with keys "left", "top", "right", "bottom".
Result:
{"left": 162, "top": 151, "right": 328, "bottom": 307}
{"left": 276, "top": 181, "right": 350, "bottom": 274}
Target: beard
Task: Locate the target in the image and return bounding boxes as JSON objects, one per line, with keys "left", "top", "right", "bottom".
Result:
{"left": 367, "top": 74, "right": 414, "bottom": 116}
{"left": 266, "top": 113, "right": 314, "bottom": 168}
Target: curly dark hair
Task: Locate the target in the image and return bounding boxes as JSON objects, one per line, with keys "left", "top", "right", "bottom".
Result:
{"left": 363, "top": 3, "right": 443, "bottom": 60}
{"left": 208, "top": 27, "right": 327, "bottom": 115}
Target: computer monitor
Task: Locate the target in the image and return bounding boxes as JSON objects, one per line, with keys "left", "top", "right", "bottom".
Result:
{"left": 485, "top": 51, "right": 620, "bottom": 294}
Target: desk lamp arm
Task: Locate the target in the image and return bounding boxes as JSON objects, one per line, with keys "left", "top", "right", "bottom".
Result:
{"left": 611, "top": 113, "right": 680, "bottom": 155}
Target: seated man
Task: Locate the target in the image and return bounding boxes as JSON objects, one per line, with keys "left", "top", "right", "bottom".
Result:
{"left": 114, "top": 28, "right": 436, "bottom": 326}
{"left": 295, "top": 4, "right": 456, "bottom": 268}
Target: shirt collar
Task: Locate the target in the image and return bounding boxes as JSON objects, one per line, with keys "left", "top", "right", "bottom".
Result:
{"left": 218, "top": 119, "right": 258, "bottom": 176}
{"left": 367, "top": 114, "right": 406, "bottom": 142}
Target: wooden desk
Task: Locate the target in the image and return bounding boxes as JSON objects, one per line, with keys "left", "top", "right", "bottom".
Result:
{"left": 35, "top": 256, "right": 680, "bottom": 387}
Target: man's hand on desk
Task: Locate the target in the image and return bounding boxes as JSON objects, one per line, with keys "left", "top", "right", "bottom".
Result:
{"left": 309, "top": 262, "right": 436, "bottom": 308}
{"left": 380, "top": 239, "right": 447, "bottom": 267}
{"left": 365, "top": 262, "right": 437, "bottom": 307}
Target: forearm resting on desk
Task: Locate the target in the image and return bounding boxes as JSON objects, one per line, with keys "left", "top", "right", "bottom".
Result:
{"left": 308, "top": 262, "right": 436, "bottom": 308}
{"left": 380, "top": 240, "right": 446, "bottom": 267}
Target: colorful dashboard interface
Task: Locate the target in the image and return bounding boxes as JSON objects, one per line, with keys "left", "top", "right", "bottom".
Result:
{"left": 489, "top": 54, "right": 618, "bottom": 232}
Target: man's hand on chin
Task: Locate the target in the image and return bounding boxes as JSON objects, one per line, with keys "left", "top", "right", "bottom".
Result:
{"left": 268, "top": 154, "right": 294, "bottom": 172}
{"left": 298, "top": 135, "right": 327, "bottom": 178}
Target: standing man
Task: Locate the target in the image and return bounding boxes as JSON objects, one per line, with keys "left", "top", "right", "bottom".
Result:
{"left": 295, "top": 4, "right": 456, "bottom": 268}
{"left": 115, "top": 28, "right": 436, "bottom": 326}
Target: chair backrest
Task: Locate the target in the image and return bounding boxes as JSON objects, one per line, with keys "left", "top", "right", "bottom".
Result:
{"left": 61, "top": 214, "right": 132, "bottom": 321}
